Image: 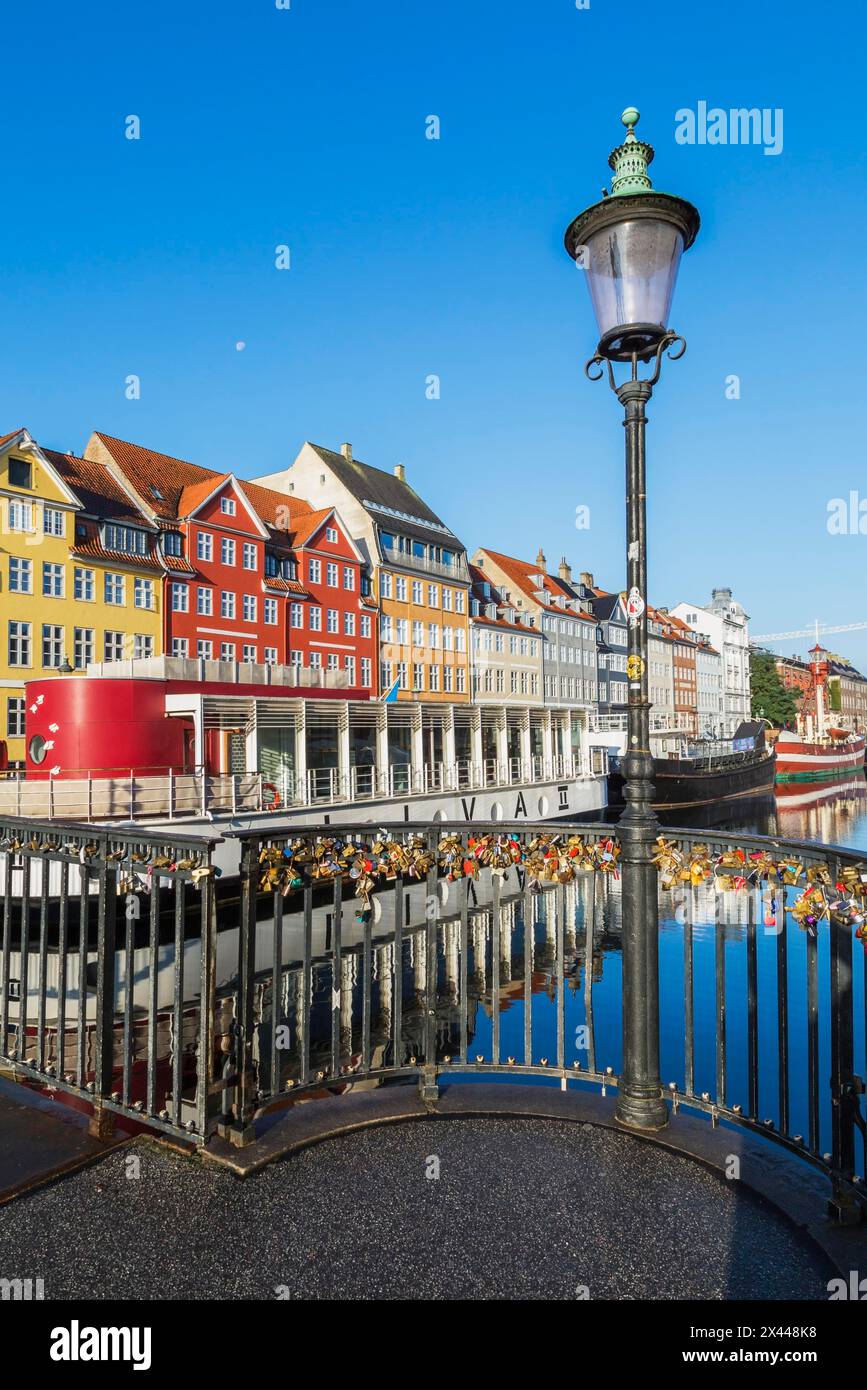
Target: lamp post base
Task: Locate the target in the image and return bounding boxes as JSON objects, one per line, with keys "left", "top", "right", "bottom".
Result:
{"left": 615, "top": 1090, "right": 670, "bottom": 1133}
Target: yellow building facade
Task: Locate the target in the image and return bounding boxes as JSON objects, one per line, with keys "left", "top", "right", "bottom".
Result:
{"left": 0, "top": 431, "right": 163, "bottom": 766}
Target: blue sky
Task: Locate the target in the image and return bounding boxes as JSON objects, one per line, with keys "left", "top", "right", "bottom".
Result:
{"left": 2, "top": 0, "right": 864, "bottom": 665}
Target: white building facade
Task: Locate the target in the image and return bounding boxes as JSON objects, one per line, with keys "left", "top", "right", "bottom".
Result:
{"left": 672, "top": 589, "right": 751, "bottom": 738}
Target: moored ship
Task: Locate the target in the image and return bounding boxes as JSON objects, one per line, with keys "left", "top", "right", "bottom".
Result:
{"left": 773, "top": 643, "right": 867, "bottom": 785}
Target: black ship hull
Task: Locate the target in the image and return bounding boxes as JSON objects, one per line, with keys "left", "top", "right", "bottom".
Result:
{"left": 607, "top": 749, "right": 776, "bottom": 810}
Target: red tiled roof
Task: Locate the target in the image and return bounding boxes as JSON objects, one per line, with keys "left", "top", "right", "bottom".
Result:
{"left": 284, "top": 506, "right": 335, "bottom": 548}
{"left": 178, "top": 472, "right": 230, "bottom": 517}
{"left": 0, "top": 428, "right": 26, "bottom": 451}
{"left": 71, "top": 519, "right": 163, "bottom": 572}
{"left": 90, "top": 432, "right": 224, "bottom": 520}
{"left": 468, "top": 563, "right": 536, "bottom": 633}
{"left": 476, "top": 549, "right": 597, "bottom": 621}
{"left": 43, "top": 449, "right": 148, "bottom": 526}
{"left": 242, "top": 480, "right": 312, "bottom": 532}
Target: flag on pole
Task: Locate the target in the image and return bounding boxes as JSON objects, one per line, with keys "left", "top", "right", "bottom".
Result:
{"left": 381, "top": 678, "right": 400, "bottom": 704}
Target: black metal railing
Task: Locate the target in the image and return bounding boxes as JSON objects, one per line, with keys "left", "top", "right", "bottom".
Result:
{"left": 0, "top": 815, "right": 219, "bottom": 1144}
{"left": 2, "top": 813, "right": 867, "bottom": 1222}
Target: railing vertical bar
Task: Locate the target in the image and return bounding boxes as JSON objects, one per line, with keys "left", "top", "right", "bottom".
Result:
{"left": 77, "top": 859, "right": 89, "bottom": 1087}
{"left": 458, "top": 874, "right": 469, "bottom": 1064}
{"left": 806, "top": 924, "right": 820, "bottom": 1154}
{"left": 393, "top": 875, "right": 404, "bottom": 1069}
{"left": 330, "top": 874, "right": 343, "bottom": 1080}
{"left": 424, "top": 835, "right": 438, "bottom": 1074}
{"left": 523, "top": 873, "right": 533, "bottom": 1068}
{"left": 196, "top": 867, "right": 217, "bottom": 1140}
{"left": 171, "top": 877, "right": 186, "bottom": 1122}
{"left": 92, "top": 856, "right": 118, "bottom": 1118}
{"left": 146, "top": 870, "right": 160, "bottom": 1116}
{"left": 361, "top": 900, "right": 372, "bottom": 1074}
{"left": 56, "top": 857, "right": 70, "bottom": 1084}
{"left": 121, "top": 870, "right": 135, "bottom": 1108}
{"left": 299, "top": 883, "right": 313, "bottom": 1087}
{"left": 556, "top": 881, "right": 565, "bottom": 1072}
{"left": 715, "top": 899, "right": 726, "bottom": 1107}
{"left": 776, "top": 885, "right": 790, "bottom": 1136}
{"left": 746, "top": 888, "right": 758, "bottom": 1119}
{"left": 830, "top": 858, "right": 856, "bottom": 1209}
{"left": 491, "top": 873, "right": 501, "bottom": 1066}
{"left": 683, "top": 886, "right": 694, "bottom": 1097}
{"left": 270, "top": 887, "right": 283, "bottom": 1099}
{"left": 1, "top": 848, "right": 12, "bottom": 1058}
{"left": 36, "top": 856, "right": 50, "bottom": 1072}
{"left": 234, "top": 838, "right": 259, "bottom": 1138}
{"left": 585, "top": 871, "right": 596, "bottom": 1075}
{"left": 17, "top": 856, "right": 31, "bottom": 1063}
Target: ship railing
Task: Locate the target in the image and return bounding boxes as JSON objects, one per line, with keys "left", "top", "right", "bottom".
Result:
{"left": 5, "top": 814, "right": 867, "bottom": 1225}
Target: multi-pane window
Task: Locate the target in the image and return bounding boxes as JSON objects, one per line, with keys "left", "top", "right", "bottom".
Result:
{"left": 428, "top": 584, "right": 438, "bottom": 606}
{"left": 396, "top": 618, "right": 409, "bottom": 645}
{"left": 396, "top": 661, "right": 408, "bottom": 689}
{"left": 327, "top": 609, "right": 338, "bottom": 634}
{"left": 381, "top": 615, "right": 393, "bottom": 642}
{"left": 264, "top": 647, "right": 277, "bottom": 665}
{"left": 134, "top": 578, "right": 154, "bottom": 610}
{"left": 104, "top": 631, "right": 124, "bottom": 662}
{"left": 197, "top": 640, "right": 213, "bottom": 659}
{"left": 197, "top": 532, "right": 213, "bottom": 562}
{"left": 429, "top": 623, "right": 440, "bottom": 648}
{"left": 8, "top": 621, "right": 31, "bottom": 667}
{"left": 134, "top": 634, "right": 153, "bottom": 659}
{"left": 361, "top": 615, "right": 371, "bottom": 639}
{"left": 412, "top": 581, "right": 422, "bottom": 604}
{"left": 242, "top": 595, "right": 256, "bottom": 622}
{"left": 290, "top": 603, "right": 303, "bottom": 628}
{"left": 6, "top": 697, "right": 25, "bottom": 737}
{"left": 220, "top": 497, "right": 236, "bottom": 516}
{"left": 455, "top": 629, "right": 466, "bottom": 653}
{"left": 264, "top": 598, "right": 277, "bottom": 625}
{"left": 443, "top": 665, "right": 453, "bottom": 693}
{"left": 242, "top": 644, "right": 257, "bottom": 663}
{"left": 326, "top": 562, "right": 338, "bottom": 587}
{"left": 380, "top": 573, "right": 392, "bottom": 600}
{"left": 290, "top": 651, "right": 303, "bottom": 668}
{"left": 163, "top": 531, "right": 183, "bottom": 557}
{"left": 325, "top": 526, "right": 338, "bottom": 543}
{"left": 309, "top": 607, "right": 322, "bottom": 632}
{"left": 105, "top": 573, "right": 125, "bottom": 605}
{"left": 326, "top": 654, "right": 338, "bottom": 671}
{"left": 361, "top": 657, "right": 371, "bottom": 687}
{"left": 220, "top": 643, "right": 235, "bottom": 661}
{"left": 221, "top": 591, "right": 236, "bottom": 620}
{"left": 8, "top": 499, "right": 34, "bottom": 531}
{"left": 243, "top": 543, "right": 256, "bottom": 570}
{"left": 412, "top": 663, "right": 424, "bottom": 691}
{"left": 412, "top": 621, "right": 423, "bottom": 646}
{"left": 442, "top": 588, "right": 453, "bottom": 612}
{"left": 9, "top": 557, "right": 32, "bottom": 593}
{"left": 308, "top": 558, "right": 321, "bottom": 583}
{"left": 104, "top": 523, "right": 147, "bottom": 555}
{"left": 44, "top": 507, "right": 65, "bottom": 537}
{"left": 343, "top": 566, "right": 355, "bottom": 590}
{"left": 74, "top": 567, "right": 95, "bottom": 601}
{"left": 197, "top": 587, "right": 213, "bottom": 616}
{"left": 171, "top": 582, "right": 189, "bottom": 612}
{"left": 344, "top": 612, "right": 355, "bottom": 636}
{"left": 221, "top": 537, "right": 236, "bottom": 566}
{"left": 309, "top": 651, "right": 322, "bottom": 669}
{"left": 443, "top": 627, "right": 454, "bottom": 651}
{"left": 73, "top": 627, "right": 94, "bottom": 670}
{"left": 429, "top": 664, "right": 440, "bottom": 692}
{"left": 395, "top": 576, "right": 407, "bottom": 601}
{"left": 345, "top": 655, "right": 355, "bottom": 682}
{"left": 171, "top": 638, "right": 189, "bottom": 657}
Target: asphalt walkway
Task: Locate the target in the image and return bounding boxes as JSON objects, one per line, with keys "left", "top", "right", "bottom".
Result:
{"left": 0, "top": 1115, "right": 835, "bottom": 1299}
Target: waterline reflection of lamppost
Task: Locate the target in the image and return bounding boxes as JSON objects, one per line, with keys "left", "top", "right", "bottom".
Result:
{"left": 564, "top": 108, "right": 700, "bottom": 1131}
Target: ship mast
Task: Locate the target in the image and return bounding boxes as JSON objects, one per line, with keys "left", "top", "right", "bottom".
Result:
{"left": 811, "top": 622, "right": 828, "bottom": 741}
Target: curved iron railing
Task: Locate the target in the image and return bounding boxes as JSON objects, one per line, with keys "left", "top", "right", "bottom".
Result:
{"left": 2, "top": 813, "right": 866, "bottom": 1223}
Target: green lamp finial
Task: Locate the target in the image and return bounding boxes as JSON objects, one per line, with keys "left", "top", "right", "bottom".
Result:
{"left": 608, "top": 106, "right": 655, "bottom": 196}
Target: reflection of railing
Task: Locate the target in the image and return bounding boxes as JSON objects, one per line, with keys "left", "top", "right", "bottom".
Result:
{"left": 5, "top": 815, "right": 867, "bottom": 1224}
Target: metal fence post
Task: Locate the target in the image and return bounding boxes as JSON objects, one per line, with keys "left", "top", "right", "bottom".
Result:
{"left": 89, "top": 851, "right": 118, "bottom": 1140}
{"left": 195, "top": 863, "right": 218, "bottom": 1140}
{"left": 829, "top": 878, "right": 862, "bottom": 1224}
{"left": 228, "top": 837, "right": 259, "bottom": 1146}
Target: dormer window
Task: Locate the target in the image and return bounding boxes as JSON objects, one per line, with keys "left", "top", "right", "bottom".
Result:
{"left": 163, "top": 531, "right": 183, "bottom": 557}
{"left": 8, "top": 457, "right": 32, "bottom": 489}
{"left": 150, "top": 485, "right": 164, "bottom": 501}
{"left": 104, "top": 523, "right": 149, "bottom": 556}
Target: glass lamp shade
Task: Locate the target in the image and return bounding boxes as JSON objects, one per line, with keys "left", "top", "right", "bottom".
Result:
{"left": 582, "top": 216, "right": 683, "bottom": 359}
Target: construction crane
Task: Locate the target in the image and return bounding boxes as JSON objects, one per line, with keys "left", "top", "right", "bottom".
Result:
{"left": 752, "top": 620, "right": 867, "bottom": 645}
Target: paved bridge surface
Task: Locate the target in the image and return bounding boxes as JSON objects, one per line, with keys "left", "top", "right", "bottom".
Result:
{"left": 0, "top": 1107, "right": 836, "bottom": 1300}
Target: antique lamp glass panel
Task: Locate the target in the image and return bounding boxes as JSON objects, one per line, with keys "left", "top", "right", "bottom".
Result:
{"left": 582, "top": 217, "right": 684, "bottom": 355}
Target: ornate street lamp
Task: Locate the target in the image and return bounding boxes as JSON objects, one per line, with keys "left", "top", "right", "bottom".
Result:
{"left": 564, "top": 108, "right": 700, "bottom": 1131}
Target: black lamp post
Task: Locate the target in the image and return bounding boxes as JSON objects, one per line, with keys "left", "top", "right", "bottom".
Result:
{"left": 564, "top": 108, "right": 700, "bottom": 1131}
